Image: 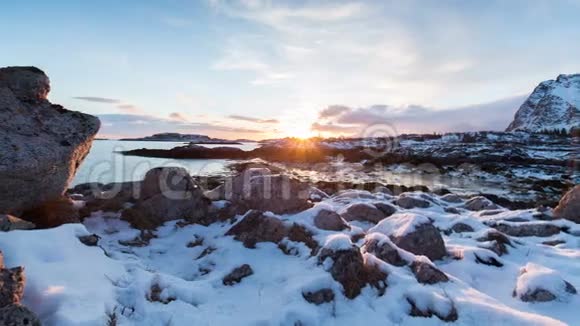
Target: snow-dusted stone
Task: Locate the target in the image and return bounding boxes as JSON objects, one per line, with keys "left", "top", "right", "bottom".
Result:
{"left": 449, "top": 222, "right": 474, "bottom": 233}
{"left": 0, "top": 304, "right": 41, "bottom": 326}
{"left": 410, "top": 259, "right": 449, "bottom": 284}
{"left": 463, "top": 196, "right": 498, "bottom": 211}
{"left": 0, "top": 215, "right": 35, "bottom": 231}
{"left": 440, "top": 193, "right": 462, "bottom": 203}
{"left": 0, "top": 67, "right": 100, "bottom": 216}
{"left": 553, "top": 185, "right": 580, "bottom": 223}
{"left": 370, "top": 213, "right": 446, "bottom": 261}
{"left": 406, "top": 296, "right": 458, "bottom": 322}
{"left": 362, "top": 233, "right": 406, "bottom": 266}
{"left": 287, "top": 224, "right": 319, "bottom": 254}
{"left": 339, "top": 202, "right": 386, "bottom": 223}
{"left": 20, "top": 196, "right": 79, "bottom": 228}
{"left": 477, "top": 230, "right": 513, "bottom": 256}
{"left": 121, "top": 167, "right": 211, "bottom": 229}
{"left": 373, "top": 202, "right": 397, "bottom": 217}
{"left": 488, "top": 222, "right": 561, "bottom": 237}
{"left": 395, "top": 194, "right": 431, "bottom": 209}
{"left": 78, "top": 234, "right": 100, "bottom": 247}
{"left": 223, "top": 264, "right": 254, "bottom": 286}
{"left": 0, "top": 266, "right": 24, "bottom": 307}
{"left": 318, "top": 235, "right": 387, "bottom": 299}
{"left": 302, "top": 288, "right": 334, "bottom": 305}
{"left": 211, "top": 169, "right": 312, "bottom": 214}
{"left": 514, "top": 263, "right": 577, "bottom": 302}
{"left": 313, "top": 209, "right": 349, "bottom": 231}
{"left": 225, "top": 210, "right": 287, "bottom": 248}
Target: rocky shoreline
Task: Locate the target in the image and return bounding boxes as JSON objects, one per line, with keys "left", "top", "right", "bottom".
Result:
{"left": 0, "top": 66, "right": 579, "bottom": 325}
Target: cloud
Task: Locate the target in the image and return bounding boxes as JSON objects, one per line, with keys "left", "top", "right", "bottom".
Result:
{"left": 169, "top": 112, "right": 190, "bottom": 122}
{"left": 72, "top": 96, "right": 120, "bottom": 103}
{"left": 228, "top": 115, "right": 279, "bottom": 123}
{"left": 311, "top": 94, "right": 529, "bottom": 136}
{"left": 97, "top": 114, "right": 265, "bottom": 139}
{"left": 117, "top": 104, "right": 141, "bottom": 114}
{"left": 318, "top": 105, "right": 351, "bottom": 119}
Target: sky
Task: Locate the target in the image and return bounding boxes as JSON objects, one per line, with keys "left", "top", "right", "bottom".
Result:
{"left": 1, "top": 0, "right": 579, "bottom": 139}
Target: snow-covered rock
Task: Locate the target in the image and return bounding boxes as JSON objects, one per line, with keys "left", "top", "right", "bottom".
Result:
{"left": 506, "top": 74, "right": 580, "bottom": 133}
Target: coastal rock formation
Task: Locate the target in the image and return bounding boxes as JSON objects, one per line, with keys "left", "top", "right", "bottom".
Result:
{"left": 506, "top": 74, "right": 579, "bottom": 133}
{"left": 121, "top": 167, "right": 211, "bottom": 229}
{"left": 553, "top": 185, "right": 580, "bottom": 223}
{"left": 210, "top": 168, "right": 312, "bottom": 214}
{"left": 0, "top": 251, "right": 40, "bottom": 325}
{"left": 0, "top": 66, "right": 100, "bottom": 215}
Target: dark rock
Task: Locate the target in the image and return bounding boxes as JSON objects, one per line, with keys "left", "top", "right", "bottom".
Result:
{"left": 391, "top": 224, "right": 446, "bottom": 261}
{"left": 147, "top": 283, "right": 175, "bottom": 304}
{"left": 313, "top": 209, "right": 349, "bottom": 231}
{"left": 20, "top": 196, "right": 79, "bottom": 228}
{"left": 78, "top": 234, "right": 100, "bottom": 246}
{"left": 517, "top": 281, "right": 577, "bottom": 303}
{"left": 0, "top": 66, "right": 100, "bottom": 216}
{"left": 440, "top": 193, "right": 462, "bottom": 203}
{"left": 210, "top": 170, "right": 312, "bottom": 214}
{"left": 410, "top": 260, "right": 449, "bottom": 284}
{"left": 363, "top": 237, "right": 406, "bottom": 266}
{"left": 477, "top": 230, "right": 513, "bottom": 256}
{"left": 395, "top": 195, "right": 431, "bottom": 209}
{"left": 223, "top": 264, "right": 253, "bottom": 285}
{"left": 287, "top": 224, "right": 319, "bottom": 255}
{"left": 407, "top": 297, "right": 458, "bottom": 322}
{"left": 318, "top": 246, "right": 387, "bottom": 299}
{"left": 488, "top": 222, "right": 560, "bottom": 237}
{"left": 444, "top": 207, "right": 460, "bottom": 214}
{"left": 0, "top": 304, "right": 41, "bottom": 326}
{"left": 373, "top": 202, "right": 397, "bottom": 217}
{"left": 302, "top": 288, "right": 334, "bottom": 305}
{"left": 0, "top": 266, "right": 25, "bottom": 307}
{"left": 225, "top": 210, "right": 287, "bottom": 248}
{"left": 0, "top": 215, "right": 35, "bottom": 231}
{"left": 542, "top": 239, "right": 565, "bottom": 246}
{"left": 121, "top": 167, "right": 211, "bottom": 229}
{"left": 340, "top": 203, "right": 386, "bottom": 223}
{"left": 474, "top": 254, "right": 503, "bottom": 267}
{"left": 553, "top": 185, "right": 580, "bottom": 223}
{"left": 463, "top": 196, "right": 498, "bottom": 211}
{"left": 449, "top": 222, "right": 474, "bottom": 233}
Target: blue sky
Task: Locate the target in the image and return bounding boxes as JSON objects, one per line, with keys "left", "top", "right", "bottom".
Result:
{"left": 2, "top": 0, "right": 579, "bottom": 139}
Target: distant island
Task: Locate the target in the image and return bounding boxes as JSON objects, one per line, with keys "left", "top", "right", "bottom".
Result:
{"left": 118, "top": 132, "right": 253, "bottom": 144}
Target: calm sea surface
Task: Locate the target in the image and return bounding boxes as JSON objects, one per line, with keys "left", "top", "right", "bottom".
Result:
{"left": 72, "top": 140, "right": 259, "bottom": 186}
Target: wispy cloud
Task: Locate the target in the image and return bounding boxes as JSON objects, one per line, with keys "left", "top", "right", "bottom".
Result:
{"left": 311, "top": 95, "right": 529, "bottom": 136}
{"left": 97, "top": 113, "right": 265, "bottom": 139}
{"left": 72, "top": 96, "right": 120, "bottom": 103}
{"left": 228, "top": 115, "right": 279, "bottom": 123}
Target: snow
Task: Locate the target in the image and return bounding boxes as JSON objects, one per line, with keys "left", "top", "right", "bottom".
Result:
{"left": 514, "top": 263, "right": 576, "bottom": 301}
{"left": 369, "top": 213, "right": 432, "bottom": 238}
{"left": 1, "top": 190, "right": 578, "bottom": 325}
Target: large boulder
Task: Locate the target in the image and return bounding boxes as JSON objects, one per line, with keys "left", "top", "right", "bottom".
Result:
{"left": 313, "top": 209, "right": 349, "bottom": 231}
{"left": 553, "top": 185, "right": 580, "bottom": 223}
{"left": 0, "top": 66, "right": 100, "bottom": 215}
{"left": 339, "top": 203, "right": 386, "bottom": 224}
{"left": 362, "top": 233, "right": 407, "bottom": 267}
{"left": 209, "top": 168, "right": 312, "bottom": 214}
{"left": 463, "top": 196, "right": 498, "bottom": 211}
{"left": 0, "top": 304, "right": 41, "bottom": 326}
{"left": 225, "top": 210, "right": 287, "bottom": 248}
{"left": 121, "top": 167, "right": 211, "bottom": 229}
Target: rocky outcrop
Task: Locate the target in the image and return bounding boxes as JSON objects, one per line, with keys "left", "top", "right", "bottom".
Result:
{"left": 339, "top": 203, "right": 386, "bottom": 223}
{"left": 225, "top": 210, "right": 287, "bottom": 248}
{"left": 318, "top": 245, "right": 387, "bottom": 299}
{"left": 222, "top": 264, "right": 254, "bottom": 286}
{"left": 0, "top": 66, "right": 100, "bottom": 216}
{"left": 0, "top": 215, "right": 35, "bottom": 231}
{"left": 0, "top": 251, "right": 39, "bottom": 324}
{"left": 553, "top": 185, "right": 580, "bottom": 223}
{"left": 121, "top": 167, "right": 211, "bottom": 229}
{"left": 313, "top": 209, "right": 349, "bottom": 231}
{"left": 209, "top": 169, "right": 312, "bottom": 214}
{"left": 391, "top": 224, "right": 446, "bottom": 261}
{"left": 506, "top": 74, "right": 579, "bottom": 133}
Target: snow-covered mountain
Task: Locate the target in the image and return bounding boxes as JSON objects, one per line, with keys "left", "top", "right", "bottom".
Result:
{"left": 506, "top": 74, "right": 579, "bottom": 133}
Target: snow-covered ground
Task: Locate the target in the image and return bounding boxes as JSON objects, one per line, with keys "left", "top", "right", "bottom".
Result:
{"left": 1, "top": 190, "right": 578, "bottom": 325}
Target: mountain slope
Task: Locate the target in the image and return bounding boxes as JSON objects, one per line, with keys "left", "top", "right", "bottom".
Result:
{"left": 506, "top": 74, "right": 579, "bottom": 133}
